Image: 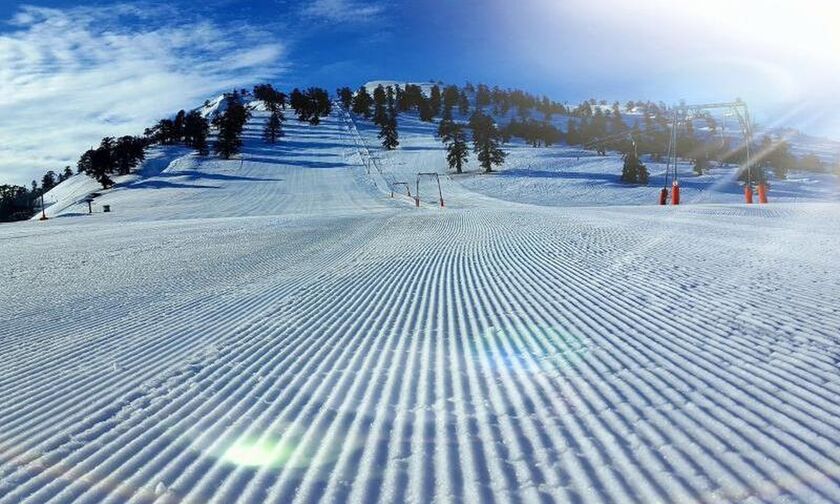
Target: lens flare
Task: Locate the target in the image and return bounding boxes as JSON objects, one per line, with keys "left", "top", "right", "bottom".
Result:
{"left": 476, "top": 318, "right": 590, "bottom": 373}
{"left": 221, "top": 437, "right": 293, "bottom": 468}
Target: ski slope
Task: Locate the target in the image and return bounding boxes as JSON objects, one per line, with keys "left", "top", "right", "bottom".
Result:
{"left": 2, "top": 105, "right": 840, "bottom": 503}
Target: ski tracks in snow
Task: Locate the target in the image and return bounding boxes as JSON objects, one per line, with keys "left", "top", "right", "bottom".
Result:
{"left": 2, "top": 204, "right": 840, "bottom": 503}
{"left": 1, "top": 108, "right": 839, "bottom": 503}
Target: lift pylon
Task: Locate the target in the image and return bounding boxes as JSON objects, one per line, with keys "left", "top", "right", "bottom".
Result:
{"left": 662, "top": 100, "right": 760, "bottom": 205}
{"left": 415, "top": 173, "right": 444, "bottom": 208}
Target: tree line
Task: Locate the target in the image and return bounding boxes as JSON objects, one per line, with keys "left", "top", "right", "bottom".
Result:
{"left": 4, "top": 81, "right": 836, "bottom": 222}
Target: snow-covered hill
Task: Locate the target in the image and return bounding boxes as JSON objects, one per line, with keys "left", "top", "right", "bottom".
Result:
{"left": 2, "top": 97, "right": 840, "bottom": 503}
{"left": 38, "top": 95, "right": 840, "bottom": 221}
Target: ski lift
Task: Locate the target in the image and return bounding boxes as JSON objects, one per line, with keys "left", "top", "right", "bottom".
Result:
{"left": 415, "top": 172, "right": 444, "bottom": 208}
{"left": 720, "top": 110, "right": 735, "bottom": 150}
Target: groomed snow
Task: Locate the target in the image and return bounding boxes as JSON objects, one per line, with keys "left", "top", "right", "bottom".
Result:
{"left": 2, "top": 106, "right": 839, "bottom": 503}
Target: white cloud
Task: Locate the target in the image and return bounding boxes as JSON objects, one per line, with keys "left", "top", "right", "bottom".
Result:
{"left": 301, "top": 0, "right": 386, "bottom": 24}
{"left": 0, "top": 4, "right": 286, "bottom": 185}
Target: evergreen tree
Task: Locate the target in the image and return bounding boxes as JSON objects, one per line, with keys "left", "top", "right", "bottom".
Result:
{"left": 76, "top": 135, "right": 148, "bottom": 188}
{"left": 469, "top": 111, "right": 507, "bottom": 173}
{"left": 264, "top": 110, "right": 284, "bottom": 143}
{"left": 307, "top": 87, "right": 332, "bottom": 125}
{"left": 379, "top": 107, "right": 399, "bottom": 150}
{"left": 402, "top": 85, "right": 425, "bottom": 111}
{"left": 386, "top": 86, "right": 396, "bottom": 109}
{"left": 458, "top": 90, "right": 470, "bottom": 115}
{"left": 41, "top": 171, "right": 57, "bottom": 192}
{"left": 113, "top": 136, "right": 147, "bottom": 175}
{"left": 442, "top": 85, "right": 460, "bottom": 116}
{"left": 184, "top": 110, "right": 210, "bottom": 155}
{"left": 418, "top": 97, "right": 435, "bottom": 122}
{"left": 62, "top": 166, "right": 73, "bottom": 181}
{"left": 173, "top": 110, "right": 186, "bottom": 142}
{"left": 437, "top": 117, "right": 454, "bottom": 140}
{"left": 149, "top": 118, "right": 177, "bottom": 144}
{"left": 566, "top": 119, "right": 580, "bottom": 145}
{"left": 621, "top": 151, "right": 649, "bottom": 184}
{"left": 337, "top": 87, "right": 354, "bottom": 110}
{"left": 429, "top": 85, "right": 442, "bottom": 116}
{"left": 289, "top": 88, "right": 306, "bottom": 116}
{"left": 373, "top": 101, "right": 388, "bottom": 127}
{"left": 1, "top": 184, "right": 43, "bottom": 222}
{"left": 475, "top": 84, "right": 491, "bottom": 110}
{"left": 254, "top": 84, "right": 286, "bottom": 112}
{"left": 373, "top": 85, "right": 387, "bottom": 108}
{"left": 352, "top": 86, "right": 373, "bottom": 118}
{"left": 78, "top": 138, "right": 115, "bottom": 188}
{"left": 438, "top": 118, "right": 469, "bottom": 174}
{"left": 396, "top": 85, "right": 409, "bottom": 112}
{"left": 213, "top": 96, "right": 250, "bottom": 159}
{"left": 289, "top": 87, "right": 331, "bottom": 124}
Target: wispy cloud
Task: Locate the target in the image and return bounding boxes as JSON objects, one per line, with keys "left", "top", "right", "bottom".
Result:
{"left": 300, "top": 0, "right": 387, "bottom": 24}
{"left": 0, "top": 3, "right": 286, "bottom": 185}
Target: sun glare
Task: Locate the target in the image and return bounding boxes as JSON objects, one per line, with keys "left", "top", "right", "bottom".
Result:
{"left": 222, "top": 438, "right": 293, "bottom": 468}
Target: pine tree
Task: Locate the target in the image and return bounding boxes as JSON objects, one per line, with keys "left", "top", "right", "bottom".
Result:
{"left": 403, "top": 85, "right": 424, "bottom": 111}
{"left": 254, "top": 84, "right": 286, "bottom": 112}
{"left": 78, "top": 138, "right": 116, "bottom": 188}
{"left": 62, "top": 166, "right": 73, "bottom": 181}
{"left": 41, "top": 171, "right": 57, "bottom": 192}
{"left": 379, "top": 107, "right": 399, "bottom": 150}
{"left": 373, "top": 85, "right": 387, "bottom": 109}
{"left": 442, "top": 85, "right": 460, "bottom": 116}
{"left": 352, "top": 86, "right": 373, "bottom": 118}
{"left": 458, "top": 90, "right": 470, "bottom": 115}
{"left": 429, "top": 85, "right": 442, "bottom": 116}
{"left": 213, "top": 96, "right": 250, "bottom": 159}
{"left": 475, "top": 84, "right": 491, "bottom": 110}
{"left": 337, "top": 87, "right": 354, "bottom": 110}
{"left": 621, "top": 151, "right": 649, "bottom": 184}
{"left": 373, "top": 101, "right": 388, "bottom": 127}
{"left": 184, "top": 110, "right": 210, "bottom": 155}
{"left": 386, "top": 86, "right": 396, "bottom": 109}
{"left": 307, "top": 87, "right": 332, "bottom": 125}
{"left": 395, "top": 85, "right": 408, "bottom": 112}
{"left": 469, "top": 111, "right": 506, "bottom": 173}
{"left": 113, "top": 136, "right": 147, "bottom": 175}
{"left": 437, "top": 117, "right": 454, "bottom": 140}
{"left": 264, "top": 110, "right": 284, "bottom": 143}
{"left": 289, "top": 87, "right": 330, "bottom": 124}
{"left": 438, "top": 119, "right": 469, "bottom": 174}
{"left": 1, "top": 184, "right": 38, "bottom": 222}
{"left": 418, "top": 97, "right": 434, "bottom": 122}
{"left": 172, "top": 110, "right": 186, "bottom": 143}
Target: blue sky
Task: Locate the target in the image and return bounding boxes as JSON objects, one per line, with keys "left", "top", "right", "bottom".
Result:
{"left": 2, "top": 0, "right": 839, "bottom": 185}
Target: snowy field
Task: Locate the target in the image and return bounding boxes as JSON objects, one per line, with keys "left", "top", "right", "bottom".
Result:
{"left": 2, "top": 107, "right": 840, "bottom": 503}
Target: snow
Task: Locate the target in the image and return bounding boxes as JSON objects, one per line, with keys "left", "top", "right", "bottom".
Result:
{"left": 2, "top": 103, "right": 840, "bottom": 503}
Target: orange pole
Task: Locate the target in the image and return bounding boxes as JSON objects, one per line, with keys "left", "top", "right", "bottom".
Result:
{"left": 758, "top": 183, "right": 768, "bottom": 204}
{"left": 744, "top": 184, "right": 753, "bottom": 204}
{"left": 671, "top": 180, "right": 681, "bottom": 206}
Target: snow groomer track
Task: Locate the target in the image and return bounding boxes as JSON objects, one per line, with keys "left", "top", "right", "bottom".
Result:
{"left": 1, "top": 108, "right": 839, "bottom": 503}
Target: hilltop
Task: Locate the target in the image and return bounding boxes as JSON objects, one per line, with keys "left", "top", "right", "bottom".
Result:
{"left": 20, "top": 81, "right": 840, "bottom": 221}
